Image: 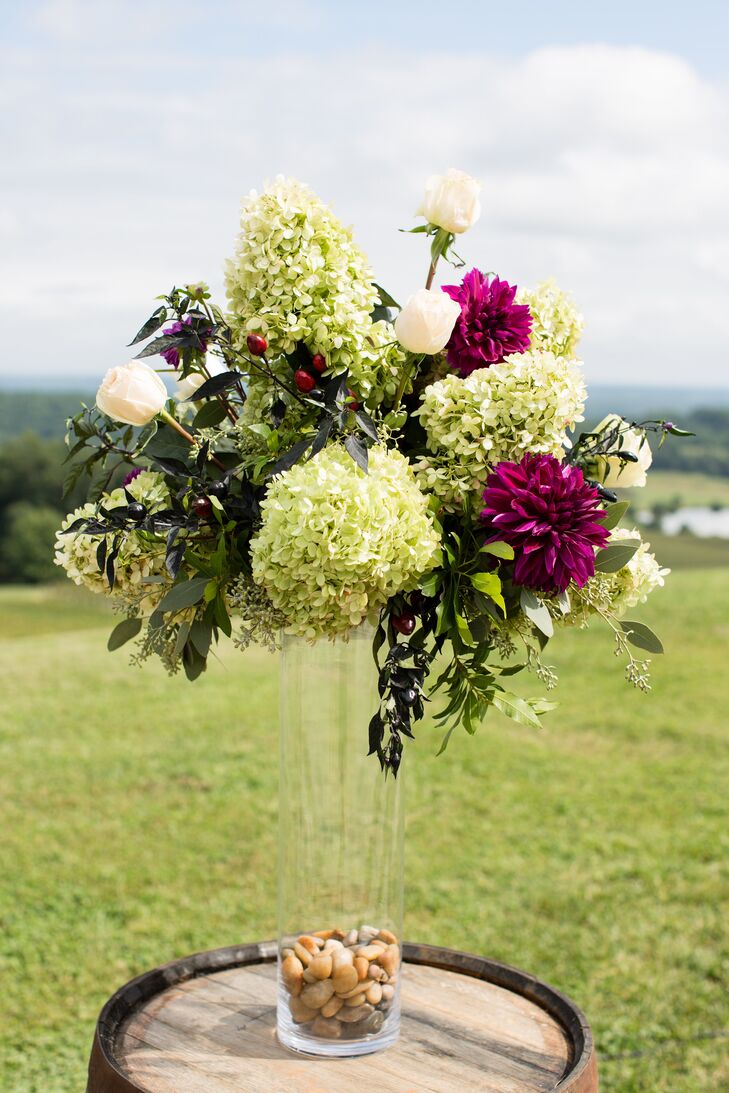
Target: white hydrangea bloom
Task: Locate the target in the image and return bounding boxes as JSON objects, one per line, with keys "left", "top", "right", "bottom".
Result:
{"left": 54, "top": 471, "right": 170, "bottom": 608}
{"left": 563, "top": 527, "right": 669, "bottom": 627}
{"left": 517, "top": 279, "right": 583, "bottom": 359}
{"left": 250, "top": 445, "right": 440, "bottom": 638}
{"left": 224, "top": 177, "right": 404, "bottom": 405}
{"left": 607, "top": 527, "right": 670, "bottom": 615}
{"left": 415, "top": 349, "right": 586, "bottom": 507}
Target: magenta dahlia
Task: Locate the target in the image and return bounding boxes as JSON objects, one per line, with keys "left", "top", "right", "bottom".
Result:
{"left": 480, "top": 453, "right": 609, "bottom": 593}
{"left": 441, "top": 269, "right": 532, "bottom": 376}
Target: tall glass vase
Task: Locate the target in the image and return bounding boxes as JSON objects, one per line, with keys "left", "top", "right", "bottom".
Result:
{"left": 277, "top": 624, "right": 403, "bottom": 1057}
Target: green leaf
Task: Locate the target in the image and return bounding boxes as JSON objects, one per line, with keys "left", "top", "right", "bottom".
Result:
{"left": 436, "top": 724, "right": 459, "bottom": 756}
{"left": 128, "top": 308, "right": 166, "bottom": 346}
{"left": 157, "top": 577, "right": 210, "bottom": 615}
{"left": 620, "top": 620, "right": 664, "bottom": 654}
{"left": 595, "top": 539, "right": 641, "bottom": 573}
{"left": 107, "top": 617, "right": 142, "bottom": 651}
{"left": 174, "top": 619, "right": 192, "bottom": 655}
{"left": 519, "top": 588, "right": 554, "bottom": 638}
{"left": 492, "top": 691, "right": 542, "bottom": 729}
{"left": 193, "top": 401, "right": 227, "bottom": 429}
{"left": 373, "top": 283, "right": 400, "bottom": 308}
{"left": 470, "top": 571, "right": 506, "bottom": 614}
{"left": 455, "top": 611, "right": 475, "bottom": 647}
{"left": 600, "top": 500, "right": 630, "bottom": 530}
{"left": 480, "top": 540, "right": 515, "bottom": 560}
{"left": 419, "top": 570, "right": 441, "bottom": 598}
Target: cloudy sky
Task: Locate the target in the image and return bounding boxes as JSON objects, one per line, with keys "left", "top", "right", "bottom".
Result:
{"left": 2, "top": 0, "right": 728, "bottom": 388}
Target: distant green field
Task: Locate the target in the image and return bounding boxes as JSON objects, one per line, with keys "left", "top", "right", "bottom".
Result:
{"left": 1, "top": 574, "right": 728, "bottom": 1092}
{"left": 621, "top": 470, "right": 729, "bottom": 509}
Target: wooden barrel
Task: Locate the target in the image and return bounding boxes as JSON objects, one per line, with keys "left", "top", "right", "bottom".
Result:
{"left": 87, "top": 941, "right": 598, "bottom": 1092}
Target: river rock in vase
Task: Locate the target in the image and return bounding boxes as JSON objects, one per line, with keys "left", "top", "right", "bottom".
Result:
{"left": 279, "top": 927, "right": 401, "bottom": 1047}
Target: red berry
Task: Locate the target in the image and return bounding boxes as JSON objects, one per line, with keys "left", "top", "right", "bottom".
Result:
{"left": 311, "top": 353, "right": 327, "bottom": 373}
{"left": 192, "top": 496, "right": 213, "bottom": 520}
{"left": 246, "top": 333, "right": 268, "bottom": 356}
{"left": 294, "top": 369, "right": 316, "bottom": 393}
{"left": 346, "top": 390, "right": 360, "bottom": 411}
{"left": 392, "top": 612, "right": 416, "bottom": 636}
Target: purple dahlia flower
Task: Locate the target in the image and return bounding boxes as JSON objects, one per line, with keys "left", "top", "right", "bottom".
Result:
{"left": 161, "top": 316, "right": 208, "bottom": 368}
{"left": 480, "top": 453, "right": 609, "bottom": 594}
{"left": 122, "top": 466, "right": 143, "bottom": 487}
{"left": 442, "top": 269, "right": 532, "bottom": 376}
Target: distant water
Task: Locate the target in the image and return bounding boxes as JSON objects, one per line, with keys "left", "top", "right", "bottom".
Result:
{"left": 656, "top": 507, "right": 729, "bottom": 539}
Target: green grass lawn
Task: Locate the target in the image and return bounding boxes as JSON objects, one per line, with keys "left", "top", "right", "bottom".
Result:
{"left": 1, "top": 573, "right": 728, "bottom": 1092}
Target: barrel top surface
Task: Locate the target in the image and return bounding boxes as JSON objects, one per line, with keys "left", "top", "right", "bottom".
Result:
{"left": 88, "top": 941, "right": 598, "bottom": 1093}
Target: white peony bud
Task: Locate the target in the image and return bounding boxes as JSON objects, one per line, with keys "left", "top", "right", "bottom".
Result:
{"left": 418, "top": 168, "right": 481, "bottom": 234}
{"left": 96, "top": 361, "right": 168, "bottom": 426}
{"left": 394, "top": 289, "right": 461, "bottom": 355}
{"left": 595, "top": 414, "right": 653, "bottom": 488}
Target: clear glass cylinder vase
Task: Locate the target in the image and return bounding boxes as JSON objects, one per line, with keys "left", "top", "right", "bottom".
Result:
{"left": 277, "top": 624, "right": 403, "bottom": 1057}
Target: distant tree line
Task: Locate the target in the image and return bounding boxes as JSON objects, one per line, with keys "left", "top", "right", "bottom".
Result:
{"left": 0, "top": 392, "right": 728, "bottom": 583}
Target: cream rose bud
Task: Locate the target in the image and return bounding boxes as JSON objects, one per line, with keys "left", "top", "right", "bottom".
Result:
{"left": 394, "top": 289, "right": 461, "bottom": 355}
{"left": 174, "top": 360, "right": 226, "bottom": 402}
{"left": 596, "top": 414, "right": 653, "bottom": 488}
{"left": 419, "top": 168, "right": 481, "bottom": 234}
{"left": 96, "top": 361, "right": 168, "bottom": 426}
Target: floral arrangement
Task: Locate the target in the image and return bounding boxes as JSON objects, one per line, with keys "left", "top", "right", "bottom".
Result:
{"left": 56, "top": 170, "right": 690, "bottom": 773}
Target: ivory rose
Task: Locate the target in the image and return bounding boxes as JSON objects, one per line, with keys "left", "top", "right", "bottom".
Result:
{"left": 394, "top": 289, "right": 460, "bottom": 355}
{"left": 96, "top": 361, "right": 167, "bottom": 426}
{"left": 419, "top": 169, "right": 481, "bottom": 234}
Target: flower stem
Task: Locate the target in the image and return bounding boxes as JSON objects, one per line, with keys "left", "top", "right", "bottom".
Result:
{"left": 425, "top": 258, "right": 438, "bottom": 291}
{"left": 159, "top": 410, "right": 226, "bottom": 471}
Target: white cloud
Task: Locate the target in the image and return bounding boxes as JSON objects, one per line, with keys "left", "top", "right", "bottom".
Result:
{"left": 1, "top": 38, "right": 728, "bottom": 385}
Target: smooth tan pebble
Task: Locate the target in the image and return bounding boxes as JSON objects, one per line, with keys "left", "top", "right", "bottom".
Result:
{"left": 338, "top": 982, "right": 367, "bottom": 999}
{"left": 369, "top": 939, "right": 387, "bottom": 950}
{"left": 377, "top": 929, "right": 398, "bottom": 945}
{"left": 281, "top": 947, "right": 294, "bottom": 960}
{"left": 358, "top": 944, "right": 384, "bottom": 961}
{"left": 312, "top": 929, "right": 334, "bottom": 940}
{"left": 344, "top": 929, "right": 358, "bottom": 947}
{"left": 381, "top": 984, "right": 395, "bottom": 1002}
{"left": 336, "top": 1002, "right": 374, "bottom": 1024}
{"left": 377, "top": 944, "right": 399, "bottom": 977}
{"left": 296, "top": 935, "right": 320, "bottom": 955}
{"left": 363, "top": 1009, "right": 385, "bottom": 1034}
{"left": 289, "top": 996, "right": 318, "bottom": 1024}
{"left": 320, "top": 995, "right": 344, "bottom": 1018}
{"left": 293, "top": 942, "right": 312, "bottom": 966}
{"left": 365, "top": 982, "right": 382, "bottom": 1005}
{"left": 332, "top": 964, "right": 359, "bottom": 995}
{"left": 331, "top": 947, "right": 354, "bottom": 971}
{"left": 309, "top": 953, "right": 333, "bottom": 980}
{"left": 354, "top": 956, "right": 369, "bottom": 982}
{"left": 300, "top": 979, "right": 335, "bottom": 1010}
{"left": 367, "top": 963, "right": 386, "bottom": 981}
{"left": 302, "top": 968, "right": 317, "bottom": 984}
{"left": 281, "top": 954, "right": 304, "bottom": 996}
{"left": 344, "top": 992, "right": 367, "bottom": 1007}
{"left": 311, "top": 1015, "right": 342, "bottom": 1039}
{"left": 323, "top": 939, "right": 344, "bottom": 953}
{"left": 359, "top": 925, "right": 379, "bottom": 943}
{"left": 331, "top": 928, "right": 347, "bottom": 940}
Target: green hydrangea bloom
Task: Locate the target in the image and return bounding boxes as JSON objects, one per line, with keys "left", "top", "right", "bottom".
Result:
{"left": 224, "top": 176, "right": 405, "bottom": 407}
{"left": 517, "top": 279, "right": 584, "bottom": 359}
{"left": 250, "top": 445, "right": 440, "bottom": 638}
{"left": 54, "top": 471, "right": 170, "bottom": 608}
{"left": 415, "top": 349, "right": 586, "bottom": 508}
